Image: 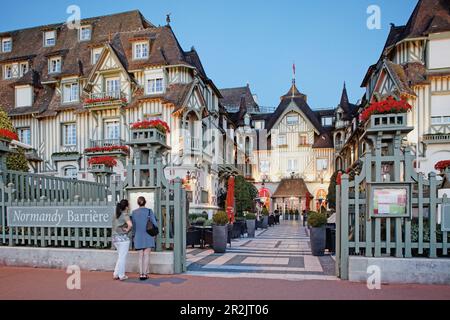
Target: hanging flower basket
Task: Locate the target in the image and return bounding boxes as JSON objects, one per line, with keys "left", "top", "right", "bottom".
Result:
{"left": 360, "top": 96, "right": 413, "bottom": 123}
{"left": 84, "top": 145, "right": 129, "bottom": 155}
{"left": 84, "top": 97, "right": 128, "bottom": 105}
{"left": 131, "top": 119, "right": 170, "bottom": 134}
{"left": 87, "top": 156, "right": 117, "bottom": 168}
{"left": 435, "top": 160, "right": 450, "bottom": 172}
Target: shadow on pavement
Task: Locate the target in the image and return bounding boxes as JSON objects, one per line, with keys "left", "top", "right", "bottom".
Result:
{"left": 124, "top": 277, "right": 187, "bottom": 287}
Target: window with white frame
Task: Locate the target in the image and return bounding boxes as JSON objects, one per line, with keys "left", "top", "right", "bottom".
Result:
{"left": 48, "top": 57, "right": 61, "bottom": 74}
{"left": 4, "top": 64, "right": 13, "bottom": 79}
{"left": 254, "top": 121, "right": 265, "bottom": 130}
{"left": 105, "top": 77, "right": 121, "bottom": 98}
{"left": 92, "top": 47, "right": 103, "bottom": 64}
{"left": 62, "top": 82, "right": 79, "bottom": 103}
{"left": 287, "top": 159, "right": 298, "bottom": 172}
{"left": 15, "top": 85, "right": 33, "bottom": 107}
{"left": 43, "top": 30, "right": 56, "bottom": 47}
{"left": 62, "top": 123, "right": 77, "bottom": 146}
{"left": 104, "top": 119, "right": 120, "bottom": 140}
{"left": 299, "top": 133, "right": 308, "bottom": 146}
{"left": 286, "top": 114, "right": 299, "bottom": 125}
{"left": 20, "top": 62, "right": 28, "bottom": 76}
{"left": 133, "top": 41, "right": 149, "bottom": 60}
{"left": 17, "top": 127, "right": 31, "bottom": 145}
{"left": 146, "top": 78, "right": 164, "bottom": 94}
{"left": 278, "top": 135, "right": 287, "bottom": 146}
{"left": 63, "top": 166, "right": 78, "bottom": 179}
{"left": 2, "top": 38, "right": 12, "bottom": 52}
{"left": 321, "top": 116, "right": 334, "bottom": 127}
{"left": 316, "top": 158, "right": 328, "bottom": 171}
{"left": 79, "top": 25, "right": 91, "bottom": 41}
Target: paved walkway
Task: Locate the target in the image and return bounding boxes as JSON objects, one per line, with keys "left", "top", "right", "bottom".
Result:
{"left": 186, "top": 220, "right": 337, "bottom": 281}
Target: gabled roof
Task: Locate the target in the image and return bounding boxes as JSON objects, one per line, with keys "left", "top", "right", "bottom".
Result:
{"left": 272, "top": 178, "right": 313, "bottom": 199}
{"left": 219, "top": 85, "right": 258, "bottom": 110}
{"left": 266, "top": 82, "right": 322, "bottom": 133}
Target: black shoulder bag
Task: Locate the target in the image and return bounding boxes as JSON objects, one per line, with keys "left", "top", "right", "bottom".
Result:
{"left": 146, "top": 209, "right": 159, "bottom": 237}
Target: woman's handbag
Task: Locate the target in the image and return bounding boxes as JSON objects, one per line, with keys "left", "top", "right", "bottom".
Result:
{"left": 146, "top": 209, "right": 159, "bottom": 237}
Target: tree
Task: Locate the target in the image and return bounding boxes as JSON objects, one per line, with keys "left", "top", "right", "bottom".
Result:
{"left": 0, "top": 108, "right": 29, "bottom": 172}
{"left": 233, "top": 175, "right": 258, "bottom": 214}
{"left": 327, "top": 170, "right": 341, "bottom": 210}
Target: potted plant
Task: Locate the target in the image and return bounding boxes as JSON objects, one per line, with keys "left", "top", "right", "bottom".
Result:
{"left": 245, "top": 213, "right": 256, "bottom": 238}
{"left": 294, "top": 209, "right": 300, "bottom": 221}
{"left": 261, "top": 206, "right": 269, "bottom": 228}
{"left": 212, "top": 211, "right": 229, "bottom": 253}
{"left": 308, "top": 211, "right": 328, "bottom": 256}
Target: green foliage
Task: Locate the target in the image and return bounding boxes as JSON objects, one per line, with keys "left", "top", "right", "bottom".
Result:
{"left": 204, "top": 219, "right": 213, "bottom": 227}
{"left": 194, "top": 217, "right": 206, "bottom": 225}
{"left": 234, "top": 175, "right": 258, "bottom": 213}
{"left": 327, "top": 170, "right": 340, "bottom": 210}
{"left": 213, "top": 211, "right": 229, "bottom": 226}
{"left": 0, "top": 109, "right": 29, "bottom": 172}
{"left": 294, "top": 210, "right": 300, "bottom": 216}
{"left": 308, "top": 211, "right": 328, "bottom": 228}
{"left": 245, "top": 213, "right": 256, "bottom": 220}
{"left": 262, "top": 207, "right": 269, "bottom": 216}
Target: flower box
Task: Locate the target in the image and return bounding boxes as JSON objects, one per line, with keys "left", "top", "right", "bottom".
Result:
{"left": 365, "top": 113, "right": 408, "bottom": 131}
{"left": 128, "top": 127, "right": 168, "bottom": 147}
{"left": 87, "top": 156, "right": 117, "bottom": 168}
{"left": 88, "top": 163, "right": 114, "bottom": 175}
{"left": 84, "top": 145, "right": 129, "bottom": 157}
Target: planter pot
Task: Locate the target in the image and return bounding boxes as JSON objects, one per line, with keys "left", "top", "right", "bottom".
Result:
{"left": 310, "top": 227, "right": 326, "bottom": 256}
{"left": 262, "top": 216, "right": 269, "bottom": 229}
{"left": 213, "top": 225, "right": 228, "bottom": 253}
{"left": 294, "top": 215, "right": 299, "bottom": 221}
{"left": 246, "top": 220, "right": 256, "bottom": 238}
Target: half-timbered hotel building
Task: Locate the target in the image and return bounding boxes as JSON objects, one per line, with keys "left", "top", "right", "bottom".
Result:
{"left": 221, "top": 81, "right": 335, "bottom": 213}
{"left": 0, "top": 10, "right": 235, "bottom": 216}
{"left": 336, "top": 0, "right": 450, "bottom": 175}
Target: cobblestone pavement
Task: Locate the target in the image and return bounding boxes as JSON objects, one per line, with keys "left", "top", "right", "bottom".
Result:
{"left": 187, "top": 220, "right": 337, "bottom": 281}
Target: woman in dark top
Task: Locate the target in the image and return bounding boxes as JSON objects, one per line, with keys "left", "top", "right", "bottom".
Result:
{"left": 112, "top": 199, "right": 132, "bottom": 281}
{"left": 132, "top": 196, "right": 158, "bottom": 281}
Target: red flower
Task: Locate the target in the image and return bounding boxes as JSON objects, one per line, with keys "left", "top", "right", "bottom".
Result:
{"left": 84, "top": 145, "right": 129, "bottom": 155}
{"left": 131, "top": 119, "right": 170, "bottom": 134}
{"left": 84, "top": 97, "right": 128, "bottom": 104}
{"left": 360, "top": 96, "right": 412, "bottom": 123}
{"left": 0, "top": 129, "right": 19, "bottom": 141}
{"left": 88, "top": 156, "right": 117, "bottom": 168}
{"left": 435, "top": 160, "right": 450, "bottom": 171}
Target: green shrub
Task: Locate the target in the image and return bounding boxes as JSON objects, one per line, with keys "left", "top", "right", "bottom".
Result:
{"left": 204, "top": 219, "right": 213, "bottom": 227}
{"left": 294, "top": 210, "right": 300, "bottom": 216}
{"left": 213, "top": 211, "right": 229, "bottom": 226}
{"left": 308, "top": 211, "right": 328, "bottom": 228}
{"left": 245, "top": 213, "right": 256, "bottom": 220}
{"left": 262, "top": 207, "right": 269, "bottom": 216}
{"left": 194, "top": 217, "right": 206, "bottom": 225}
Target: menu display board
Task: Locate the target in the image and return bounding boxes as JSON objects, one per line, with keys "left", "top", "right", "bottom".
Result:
{"left": 370, "top": 185, "right": 410, "bottom": 218}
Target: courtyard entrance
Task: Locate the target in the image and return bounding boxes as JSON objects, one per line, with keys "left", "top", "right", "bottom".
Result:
{"left": 186, "top": 220, "right": 337, "bottom": 281}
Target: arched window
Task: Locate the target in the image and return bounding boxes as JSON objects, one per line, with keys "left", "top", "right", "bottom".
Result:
{"left": 63, "top": 166, "right": 78, "bottom": 179}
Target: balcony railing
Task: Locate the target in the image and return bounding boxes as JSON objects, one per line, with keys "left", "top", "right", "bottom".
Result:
{"left": 180, "top": 137, "right": 202, "bottom": 156}
{"left": 423, "top": 133, "right": 450, "bottom": 144}
{"left": 85, "top": 139, "right": 128, "bottom": 156}
{"left": 89, "top": 139, "right": 125, "bottom": 148}
{"left": 83, "top": 91, "right": 128, "bottom": 109}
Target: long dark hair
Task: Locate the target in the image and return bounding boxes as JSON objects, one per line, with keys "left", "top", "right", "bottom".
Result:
{"left": 116, "top": 199, "right": 129, "bottom": 219}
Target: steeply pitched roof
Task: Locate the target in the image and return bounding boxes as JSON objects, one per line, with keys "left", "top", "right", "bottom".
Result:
{"left": 337, "top": 83, "right": 359, "bottom": 120}
{"left": 312, "top": 131, "right": 334, "bottom": 149}
{"left": 219, "top": 85, "right": 258, "bottom": 110}
{"left": 266, "top": 82, "right": 323, "bottom": 132}
{"left": 0, "top": 10, "right": 216, "bottom": 117}
{"left": 272, "top": 178, "right": 312, "bottom": 198}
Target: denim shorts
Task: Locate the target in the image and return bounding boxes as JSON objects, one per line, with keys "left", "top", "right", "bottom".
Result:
{"left": 112, "top": 234, "right": 130, "bottom": 243}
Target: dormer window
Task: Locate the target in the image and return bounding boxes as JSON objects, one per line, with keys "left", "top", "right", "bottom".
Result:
{"left": 146, "top": 78, "right": 164, "bottom": 94}
{"left": 2, "top": 38, "right": 12, "bottom": 52}
{"left": 48, "top": 57, "right": 61, "bottom": 74}
{"left": 3, "top": 62, "right": 27, "bottom": 79}
{"left": 62, "top": 82, "right": 79, "bottom": 103}
{"left": 133, "top": 41, "right": 149, "bottom": 60}
{"left": 15, "top": 85, "right": 33, "bottom": 108}
{"left": 44, "top": 30, "right": 56, "bottom": 47}
{"left": 79, "top": 25, "right": 91, "bottom": 41}
{"left": 92, "top": 47, "right": 103, "bottom": 64}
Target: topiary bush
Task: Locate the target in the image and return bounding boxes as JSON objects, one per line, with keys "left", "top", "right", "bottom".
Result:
{"left": 245, "top": 213, "right": 256, "bottom": 220}
{"left": 0, "top": 108, "right": 29, "bottom": 172}
{"left": 262, "top": 207, "right": 269, "bottom": 216}
{"left": 213, "top": 211, "right": 229, "bottom": 226}
{"left": 308, "top": 211, "right": 328, "bottom": 228}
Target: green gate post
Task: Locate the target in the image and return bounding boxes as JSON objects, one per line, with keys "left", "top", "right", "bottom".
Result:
{"left": 335, "top": 182, "right": 341, "bottom": 277}
{"left": 340, "top": 174, "right": 349, "bottom": 280}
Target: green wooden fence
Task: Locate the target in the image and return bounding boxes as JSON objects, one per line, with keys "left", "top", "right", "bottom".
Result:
{"left": 336, "top": 113, "right": 450, "bottom": 279}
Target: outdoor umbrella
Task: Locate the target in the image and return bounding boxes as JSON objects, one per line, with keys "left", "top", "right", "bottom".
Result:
{"left": 226, "top": 176, "right": 235, "bottom": 223}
